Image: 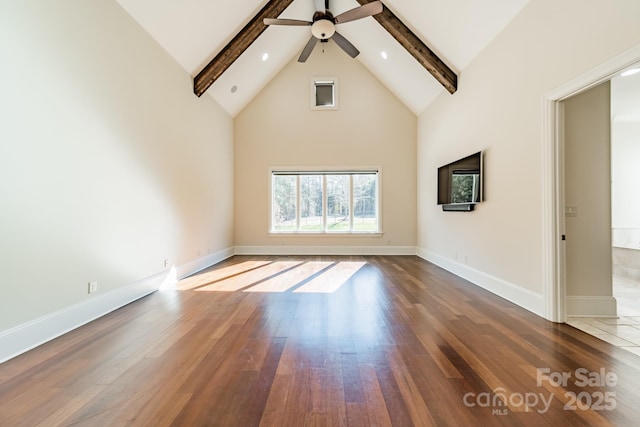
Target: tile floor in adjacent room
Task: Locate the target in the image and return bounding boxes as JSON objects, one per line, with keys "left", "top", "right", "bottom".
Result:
{"left": 567, "top": 276, "right": 640, "bottom": 357}
{"left": 566, "top": 316, "right": 640, "bottom": 357}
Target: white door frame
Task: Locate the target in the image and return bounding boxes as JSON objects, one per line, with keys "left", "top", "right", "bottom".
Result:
{"left": 541, "top": 45, "right": 640, "bottom": 323}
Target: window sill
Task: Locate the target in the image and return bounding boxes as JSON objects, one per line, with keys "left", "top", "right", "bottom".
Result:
{"left": 268, "top": 232, "right": 383, "bottom": 238}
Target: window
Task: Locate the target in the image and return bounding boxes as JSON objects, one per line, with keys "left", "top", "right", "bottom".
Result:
{"left": 311, "top": 77, "right": 338, "bottom": 110}
{"left": 315, "top": 81, "right": 334, "bottom": 106}
{"left": 271, "top": 170, "right": 380, "bottom": 234}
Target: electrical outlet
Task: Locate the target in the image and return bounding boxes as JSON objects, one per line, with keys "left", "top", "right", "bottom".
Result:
{"left": 88, "top": 281, "right": 98, "bottom": 294}
{"left": 164, "top": 259, "right": 169, "bottom": 269}
{"left": 565, "top": 206, "right": 578, "bottom": 217}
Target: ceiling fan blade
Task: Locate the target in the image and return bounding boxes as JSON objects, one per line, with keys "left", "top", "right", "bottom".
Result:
{"left": 298, "top": 36, "right": 318, "bottom": 62}
{"left": 332, "top": 31, "right": 359, "bottom": 58}
{"left": 264, "top": 18, "right": 312, "bottom": 26}
{"left": 334, "top": 1, "right": 383, "bottom": 24}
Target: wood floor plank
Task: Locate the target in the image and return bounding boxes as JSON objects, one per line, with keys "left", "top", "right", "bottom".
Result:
{"left": 358, "top": 363, "right": 392, "bottom": 427}
{"left": 261, "top": 373, "right": 293, "bottom": 424}
{"left": 384, "top": 347, "right": 437, "bottom": 426}
{"left": 34, "top": 384, "right": 108, "bottom": 427}
{"left": 1, "top": 255, "right": 640, "bottom": 426}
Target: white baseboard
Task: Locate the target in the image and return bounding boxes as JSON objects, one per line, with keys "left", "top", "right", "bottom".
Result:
{"left": 566, "top": 296, "right": 618, "bottom": 318}
{"left": 234, "top": 245, "right": 417, "bottom": 256}
{"left": 2, "top": 246, "right": 553, "bottom": 363}
{"left": 175, "top": 247, "right": 235, "bottom": 280}
{"left": 0, "top": 247, "right": 235, "bottom": 364}
{"left": 417, "top": 248, "right": 545, "bottom": 317}
{"left": 0, "top": 271, "right": 166, "bottom": 364}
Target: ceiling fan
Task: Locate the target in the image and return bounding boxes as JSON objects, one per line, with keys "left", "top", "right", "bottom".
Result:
{"left": 264, "top": 0, "right": 383, "bottom": 62}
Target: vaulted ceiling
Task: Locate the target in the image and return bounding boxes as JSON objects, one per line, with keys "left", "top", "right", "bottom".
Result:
{"left": 116, "top": 0, "right": 529, "bottom": 116}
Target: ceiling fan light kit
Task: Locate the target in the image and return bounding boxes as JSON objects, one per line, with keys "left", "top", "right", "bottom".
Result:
{"left": 263, "top": 0, "right": 383, "bottom": 62}
{"left": 311, "top": 19, "right": 335, "bottom": 39}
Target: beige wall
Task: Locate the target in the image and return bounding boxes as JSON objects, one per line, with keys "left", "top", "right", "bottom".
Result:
{"left": 0, "top": 0, "right": 234, "bottom": 331}
{"left": 563, "top": 82, "right": 612, "bottom": 298}
{"left": 417, "top": 0, "right": 640, "bottom": 306}
{"left": 5, "top": 0, "right": 640, "bottom": 335}
{"left": 234, "top": 43, "right": 416, "bottom": 250}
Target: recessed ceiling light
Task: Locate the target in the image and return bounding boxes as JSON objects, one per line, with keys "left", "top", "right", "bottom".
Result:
{"left": 621, "top": 68, "right": 640, "bottom": 77}
{"left": 380, "top": 51, "right": 388, "bottom": 60}
{"left": 230, "top": 85, "right": 238, "bottom": 94}
{"left": 262, "top": 52, "right": 269, "bottom": 61}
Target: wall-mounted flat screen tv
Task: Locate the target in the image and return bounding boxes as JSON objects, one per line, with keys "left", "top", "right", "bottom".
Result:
{"left": 437, "top": 151, "right": 483, "bottom": 211}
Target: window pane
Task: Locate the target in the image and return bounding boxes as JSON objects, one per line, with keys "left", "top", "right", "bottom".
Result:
{"left": 326, "top": 175, "right": 350, "bottom": 232}
{"left": 273, "top": 175, "right": 297, "bottom": 231}
{"left": 315, "top": 82, "right": 334, "bottom": 106}
{"left": 271, "top": 171, "right": 379, "bottom": 234}
{"left": 300, "top": 175, "right": 323, "bottom": 231}
{"left": 353, "top": 174, "right": 377, "bottom": 232}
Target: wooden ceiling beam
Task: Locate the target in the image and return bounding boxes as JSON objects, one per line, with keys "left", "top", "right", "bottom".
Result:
{"left": 194, "top": 0, "right": 457, "bottom": 97}
{"left": 355, "top": 0, "right": 457, "bottom": 94}
{"left": 193, "top": 0, "right": 295, "bottom": 97}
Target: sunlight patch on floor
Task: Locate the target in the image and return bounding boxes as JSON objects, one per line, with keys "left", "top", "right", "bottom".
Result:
{"left": 293, "top": 261, "right": 367, "bottom": 293}
{"left": 177, "top": 260, "right": 273, "bottom": 290}
{"left": 183, "top": 260, "right": 368, "bottom": 294}
{"left": 244, "top": 261, "right": 334, "bottom": 293}
{"left": 195, "top": 261, "right": 304, "bottom": 292}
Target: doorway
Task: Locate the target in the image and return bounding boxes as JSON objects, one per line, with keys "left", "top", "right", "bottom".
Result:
{"left": 541, "top": 44, "right": 640, "bottom": 324}
{"left": 558, "top": 65, "right": 640, "bottom": 356}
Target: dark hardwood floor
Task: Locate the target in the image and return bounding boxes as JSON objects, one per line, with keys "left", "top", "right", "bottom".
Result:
{"left": 1, "top": 256, "right": 640, "bottom": 426}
